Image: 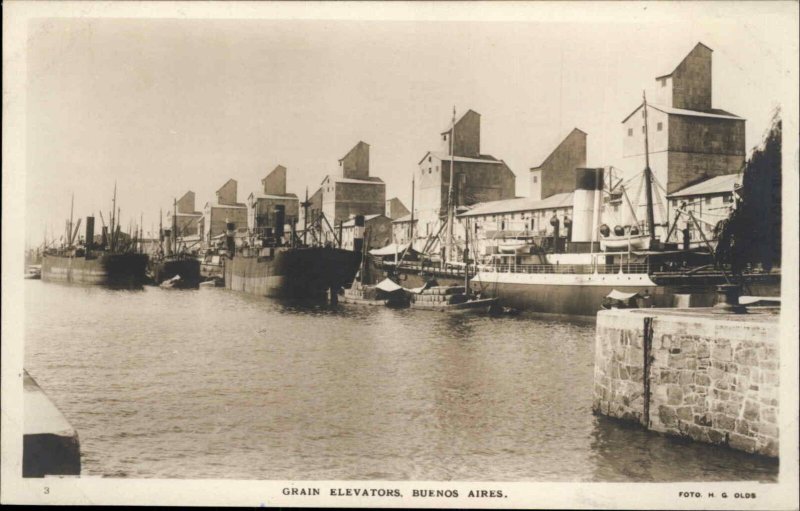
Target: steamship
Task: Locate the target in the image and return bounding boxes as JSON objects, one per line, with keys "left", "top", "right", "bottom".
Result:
{"left": 148, "top": 199, "right": 201, "bottom": 288}
{"left": 42, "top": 191, "right": 148, "bottom": 287}
{"left": 374, "top": 97, "right": 778, "bottom": 316}
{"left": 224, "top": 205, "right": 361, "bottom": 299}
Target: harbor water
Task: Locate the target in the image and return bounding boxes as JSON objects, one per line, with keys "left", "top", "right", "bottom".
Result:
{"left": 24, "top": 281, "right": 778, "bottom": 481}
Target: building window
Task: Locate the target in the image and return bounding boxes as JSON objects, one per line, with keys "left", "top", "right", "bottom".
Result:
{"left": 533, "top": 176, "right": 538, "bottom": 183}
{"left": 641, "top": 126, "right": 646, "bottom": 134}
{"left": 428, "top": 169, "right": 432, "bottom": 174}
{"left": 723, "top": 194, "right": 734, "bottom": 203}
{"left": 660, "top": 77, "right": 667, "bottom": 87}
{"left": 627, "top": 128, "right": 633, "bottom": 137}
{"left": 613, "top": 204, "right": 619, "bottom": 213}
{"left": 705, "top": 197, "right": 711, "bottom": 205}
{"left": 428, "top": 156, "right": 432, "bottom": 163}
{"left": 657, "top": 122, "right": 663, "bottom": 131}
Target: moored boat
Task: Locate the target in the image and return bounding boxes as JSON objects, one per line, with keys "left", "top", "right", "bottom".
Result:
{"left": 147, "top": 198, "right": 202, "bottom": 288}
{"left": 24, "top": 265, "right": 42, "bottom": 280}
{"left": 224, "top": 205, "right": 361, "bottom": 299}
{"left": 408, "top": 284, "right": 498, "bottom": 313}
{"left": 342, "top": 278, "right": 407, "bottom": 306}
{"left": 41, "top": 188, "right": 148, "bottom": 288}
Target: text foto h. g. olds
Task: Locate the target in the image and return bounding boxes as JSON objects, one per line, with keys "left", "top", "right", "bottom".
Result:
{"left": 281, "top": 487, "right": 506, "bottom": 499}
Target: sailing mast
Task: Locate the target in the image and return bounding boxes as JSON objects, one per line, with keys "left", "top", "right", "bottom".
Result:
{"left": 642, "top": 91, "right": 656, "bottom": 243}
{"left": 444, "top": 106, "right": 457, "bottom": 263}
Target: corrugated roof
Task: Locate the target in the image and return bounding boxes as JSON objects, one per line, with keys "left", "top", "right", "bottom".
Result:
{"left": 459, "top": 191, "right": 574, "bottom": 217}
{"left": 622, "top": 103, "right": 743, "bottom": 123}
{"left": 668, "top": 173, "right": 741, "bottom": 198}
{"left": 419, "top": 151, "right": 504, "bottom": 165}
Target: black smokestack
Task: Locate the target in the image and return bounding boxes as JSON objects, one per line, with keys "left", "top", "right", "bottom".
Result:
{"left": 353, "top": 214, "right": 365, "bottom": 253}
{"left": 226, "top": 222, "right": 236, "bottom": 254}
{"left": 85, "top": 216, "right": 95, "bottom": 249}
{"left": 274, "top": 205, "right": 285, "bottom": 241}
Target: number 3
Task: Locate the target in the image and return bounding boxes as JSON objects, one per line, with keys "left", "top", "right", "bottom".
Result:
{"left": 44, "top": 487, "right": 49, "bottom": 495}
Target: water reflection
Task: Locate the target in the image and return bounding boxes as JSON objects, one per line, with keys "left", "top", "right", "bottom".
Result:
{"left": 24, "top": 281, "right": 779, "bottom": 481}
{"left": 589, "top": 415, "right": 778, "bottom": 482}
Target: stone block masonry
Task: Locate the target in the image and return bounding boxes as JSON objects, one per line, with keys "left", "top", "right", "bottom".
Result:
{"left": 593, "top": 307, "right": 779, "bottom": 457}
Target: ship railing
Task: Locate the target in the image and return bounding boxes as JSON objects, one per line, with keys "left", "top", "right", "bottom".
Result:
{"left": 476, "top": 263, "right": 651, "bottom": 275}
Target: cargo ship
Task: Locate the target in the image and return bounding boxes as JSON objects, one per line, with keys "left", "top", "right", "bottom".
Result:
{"left": 148, "top": 199, "right": 201, "bottom": 288}
{"left": 42, "top": 250, "right": 148, "bottom": 287}
{"left": 224, "top": 205, "right": 361, "bottom": 299}
{"left": 41, "top": 190, "right": 148, "bottom": 287}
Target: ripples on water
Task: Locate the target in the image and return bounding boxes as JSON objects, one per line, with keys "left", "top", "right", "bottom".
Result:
{"left": 24, "top": 281, "right": 778, "bottom": 481}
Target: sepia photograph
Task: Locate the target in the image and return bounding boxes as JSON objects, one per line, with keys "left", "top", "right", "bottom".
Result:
{"left": 2, "top": 1, "right": 798, "bottom": 508}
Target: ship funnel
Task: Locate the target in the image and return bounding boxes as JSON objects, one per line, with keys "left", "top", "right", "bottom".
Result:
{"left": 85, "top": 216, "right": 95, "bottom": 249}
{"left": 353, "top": 214, "right": 365, "bottom": 253}
{"left": 571, "top": 168, "right": 604, "bottom": 243}
{"left": 163, "top": 229, "right": 173, "bottom": 255}
{"left": 225, "top": 221, "right": 236, "bottom": 254}
{"left": 274, "top": 205, "right": 285, "bottom": 242}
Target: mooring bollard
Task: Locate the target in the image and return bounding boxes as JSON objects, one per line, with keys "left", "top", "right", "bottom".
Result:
{"left": 712, "top": 283, "right": 746, "bottom": 314}
{"left": 329, "top": 286, "right": 339, "bottom": 305}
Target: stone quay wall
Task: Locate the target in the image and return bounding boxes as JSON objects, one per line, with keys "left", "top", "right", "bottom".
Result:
{"left": 593, "top": 308, "right": 779, "bottom": 457}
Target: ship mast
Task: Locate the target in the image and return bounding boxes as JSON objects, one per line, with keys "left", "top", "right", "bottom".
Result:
{"left": 159, "top": 208, "right": 163, "bottom": 254}
{"left": 110, "top": 182, "right": 117, "bottom": 251}
{"left": 68, "top": 193, "right": 74, "bottom": 248}
{"left": 410, "top": 175, "right": 415, "bottom": 248}
{"left": 173, "top": 197, "right": 178, "bottom": 254}
{"left": 642, "top": 91, "right": 656, "bottom": 243}
{"left": 302, "top": 187, "right": 310, "bottom": 246}
{"left": 445, "top": 106, "right": 457, "bottom": 263}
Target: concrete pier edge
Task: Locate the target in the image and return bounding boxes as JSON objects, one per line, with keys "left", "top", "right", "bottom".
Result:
{"left": 22, "top": 370, "right": 81, "bottom": 477}
{"left": 593, "top": 307, "right": 780, "bottom": 458}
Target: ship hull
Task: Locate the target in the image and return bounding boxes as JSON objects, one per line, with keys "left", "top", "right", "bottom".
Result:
{"left": 225, "top": 247, "right": 361, "bottom": 299}
{"left": 470, "top": 272, "right": 660, "bottom": 316}
{"left": 150, "top": 258, "right": 201, "bottom": 287}
{"left": 470, "top": 270, "right": 781, "bottom": 316}
{"left": 41, "top": 253, "right": 148, "bottom": 287}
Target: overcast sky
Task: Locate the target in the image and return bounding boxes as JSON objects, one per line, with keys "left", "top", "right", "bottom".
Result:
{"left": 24, "top": 4, "right": 795, "bottom": 244}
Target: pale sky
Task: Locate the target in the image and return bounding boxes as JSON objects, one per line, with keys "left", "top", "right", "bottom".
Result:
{"left": 23, "top": 4, "right": 796, "bottom": 245}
